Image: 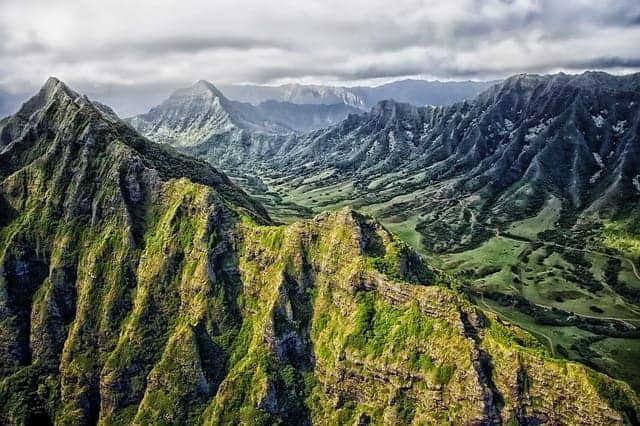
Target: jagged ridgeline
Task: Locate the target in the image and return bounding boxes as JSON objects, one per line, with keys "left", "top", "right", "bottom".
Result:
{"left": 1, "top": 79, "right": 639, "bottom": 424}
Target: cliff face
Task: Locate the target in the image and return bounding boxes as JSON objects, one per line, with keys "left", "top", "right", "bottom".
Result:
{"left": 0, "top": 79, "right": 639, "bottom": 425}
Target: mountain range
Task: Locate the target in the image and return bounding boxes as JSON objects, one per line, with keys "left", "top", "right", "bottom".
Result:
{"left": 0, "top": 78, "right": 493, "bottom": 121}
{"left": 219, "top": 79, "right": 496, "bottom": 109}
{"left": 134, "top": 72, "right": 640, "bottom": 235}
{"left": 1, "top": 78, "right": 639, "bottom": 424}
{"left": 129, "top": 70, "right": 640, "bottom": 398}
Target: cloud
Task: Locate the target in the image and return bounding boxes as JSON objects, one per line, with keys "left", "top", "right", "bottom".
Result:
{"left": 1, "top": 0, "right": 639, "bottom": 114}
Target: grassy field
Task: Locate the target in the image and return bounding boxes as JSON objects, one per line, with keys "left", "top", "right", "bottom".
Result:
{"left": 590, "top": 337, "right": 640, "bottom": 391}
{"left": 444, "top": 235, "right": 640, "bottom": 319}
{"left": 479, "top": 297, "right": 594, "bottom": 353}
{"left": 506, "top": 196, "right": 561, "bottom": 239}
{"left": 377, "top": 214, "right": 425, "bottom": 254}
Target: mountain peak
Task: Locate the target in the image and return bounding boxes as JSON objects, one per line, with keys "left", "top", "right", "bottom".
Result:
{"left": 40, "top": 76, "right": 80, "bottom": 101}
{"left": 14, "top": 77, "right": 87, "bottom": 119}
{"left": 43, "top": 75, "right": 62, "bottom": 89}
{"left": 188, "top": 79, "right": 225, "bottom": 99}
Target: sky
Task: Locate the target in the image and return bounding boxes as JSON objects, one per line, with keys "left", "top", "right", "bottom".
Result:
{"left": 1, "top": 0, "right": 640, "bottom": 115}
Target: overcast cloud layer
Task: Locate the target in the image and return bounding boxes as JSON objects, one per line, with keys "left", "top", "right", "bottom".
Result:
{"left": 1, "top": 0, "right": 640, "bottom": 115}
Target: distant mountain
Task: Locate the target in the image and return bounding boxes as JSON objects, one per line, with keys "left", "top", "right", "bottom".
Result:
{"left": 6, "top": 78, "right": 637, "bottom": 425}
{"left": 127, "top": 80, "right": 292, "bottom": 146}
{"left": 219, "top": 83, "right": 368, "bottom": 108}
{"left": 1, "top": 78, "right": 496, "bottom": 122}
{"left": 0, "top": 88, "right": 31, "bottom": 118}
{"left": 128, "top": 81, "right": 365, "bottom": 164}
{"left": 256, "top": 100, "right": 362, "bottom": 132}
{"left": 127, "top": 80, "right": 302, "bottom": 166}
{"left": 357, "top": 79, "right": 498, "bottom": 107}
{"left": 220, "top": 79, "right": 496, "bottom": 108}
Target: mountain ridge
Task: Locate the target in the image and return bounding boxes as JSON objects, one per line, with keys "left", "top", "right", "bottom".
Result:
{"left": 1, "top": 78, "right": 639, "bottom": 424}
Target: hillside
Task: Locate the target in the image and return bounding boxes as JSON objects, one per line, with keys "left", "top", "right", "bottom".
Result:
{"left": 1, "top": 79, "right": 639, "bottom": 425}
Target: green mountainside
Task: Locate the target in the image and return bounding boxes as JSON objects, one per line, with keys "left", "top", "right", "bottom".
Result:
{"left": 1, "top": 79, "right": 639, "bottom": 425}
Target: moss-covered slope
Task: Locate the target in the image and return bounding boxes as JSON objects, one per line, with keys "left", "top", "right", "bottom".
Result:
{"left": 0, "top": 80, "right": 638, "bottom": 425}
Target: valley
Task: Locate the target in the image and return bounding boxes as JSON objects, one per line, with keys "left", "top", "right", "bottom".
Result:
{"left": 4, "top": 1, "right": 640, "bottom": 424}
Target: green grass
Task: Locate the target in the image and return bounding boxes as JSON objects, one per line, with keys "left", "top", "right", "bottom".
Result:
{"left": 443, "top": 237, "right": 528, "bottom": 294}
{"left": 366, "top": 170, "right": 408, "bottom": 190}
{"left": 379, "top": 215, "right": 425, "bottom": 255}
{"left": 619, "top": 262, "right": 640, "bottom": 290}
{"left": 589, "top": 338, "right": 640, "bottom": 392}
{"left": 506, "top": 196, "right": 561, "bottom": 240}
{"left": 603, "top": 218, "right": 640, "bottom": 259}
{"left": 301, "top": 168, "right": 336, "bottom": 185}
{"left": 479, "top": 298, "right": 559, "bottom": 352}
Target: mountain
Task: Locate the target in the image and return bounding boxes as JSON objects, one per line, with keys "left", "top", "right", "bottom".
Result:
{"left": 128, "top": 81, "right": 363, "bottom": 136}
{"left": 167, "top": 73, "right": 640, "bottom": 229}
{"left": 0, "top": 79, "right": 495, "bottom": 123}
{"left": 257, "top": 72, "right": 640, "bottom": 241}
{"left": 219, "top": 83, "right": 368, "bottom": 108}
{"left": 255, "top": 100, "right": 362, "bottom": 132}
{"left": 220, "top": 79, "right": 495, "bottom": 109}
{"left": 2, "top": 78, "right": 639, "bottom": 425}
{"left": 134, "top": 72, "right": 640, "bottom": 250}
{"left": 127, "top": 81, "right": 364, "bottom": 164}
{"left": 356, "top": 79, "right": 498, "bottom": 108}
{"left": 127, "top": 80, "right": 293, "bottom": 145}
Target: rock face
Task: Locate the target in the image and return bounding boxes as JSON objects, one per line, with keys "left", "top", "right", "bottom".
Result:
{"left": 1, "top": 79, "right": 639, "bottom": 425}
